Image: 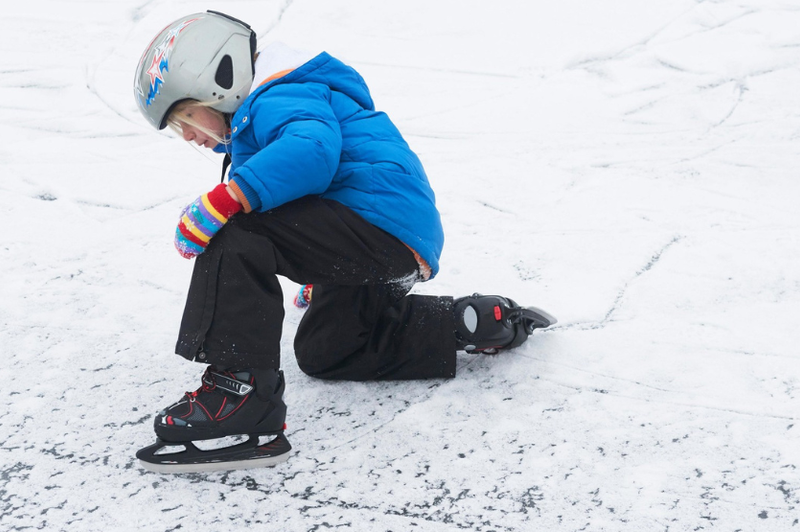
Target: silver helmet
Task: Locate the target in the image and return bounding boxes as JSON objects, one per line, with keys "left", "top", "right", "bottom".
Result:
{"left": 134, "top": 11, "right": 256, "bottom": 130}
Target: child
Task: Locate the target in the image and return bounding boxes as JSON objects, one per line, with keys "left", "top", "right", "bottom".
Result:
{"left": 133, "top": 11, "right": 555, "bottom": 473}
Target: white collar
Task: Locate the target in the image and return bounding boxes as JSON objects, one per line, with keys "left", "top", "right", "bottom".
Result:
{"left": 249, "top": 42, "right": 317, "bottom": 93}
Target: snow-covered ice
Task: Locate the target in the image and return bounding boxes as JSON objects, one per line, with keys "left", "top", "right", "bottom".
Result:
{"left": 2, "top": 0, "right": 799, "bottom": 530}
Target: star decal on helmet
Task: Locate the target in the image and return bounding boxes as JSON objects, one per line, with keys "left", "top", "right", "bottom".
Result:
{"left": 143, "top": 17, "right": 200, "bottom": 106}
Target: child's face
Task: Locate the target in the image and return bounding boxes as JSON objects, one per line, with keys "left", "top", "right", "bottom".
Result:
{"left": 176, "top": 106, "right": 226, "bottom": 149}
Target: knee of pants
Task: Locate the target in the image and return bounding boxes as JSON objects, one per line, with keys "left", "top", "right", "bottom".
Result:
{"left": 293, "top": 336, "right": 332, "bottom": 379}
{"left": 293, "top": 309, "right": 373, "bottom": 380}
{"left": 294, "top": 351, "right": 335, "bottom": 380}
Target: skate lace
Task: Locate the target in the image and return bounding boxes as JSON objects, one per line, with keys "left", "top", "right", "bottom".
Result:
{"left": 185, "top": 368, "right": 218, "bottom": 401}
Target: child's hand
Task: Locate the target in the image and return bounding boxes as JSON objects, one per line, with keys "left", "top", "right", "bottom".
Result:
{"left": 174, "top": 184, "right": 242, "bottom": 259}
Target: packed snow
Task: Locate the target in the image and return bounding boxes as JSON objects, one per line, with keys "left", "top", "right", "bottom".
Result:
{"left": 1, "top": 0, "right": 799, "bottom": 530}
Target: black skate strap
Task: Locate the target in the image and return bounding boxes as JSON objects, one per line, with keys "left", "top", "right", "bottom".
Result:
{"left": 204, "top": 371, "right": 254, "bottom": 396}
{"left": 508, "top": 306, "right": 557, "bottom": 332}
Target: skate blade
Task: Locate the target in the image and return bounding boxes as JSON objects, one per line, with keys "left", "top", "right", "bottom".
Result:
{"left": 522, "top": 306, "right": 557, "bottom": 328}
{"left": 137, "top": 432, "right": 291, "bottom": 474}
{"left": 138, "top": 452, "right": 289, "bottom": 474}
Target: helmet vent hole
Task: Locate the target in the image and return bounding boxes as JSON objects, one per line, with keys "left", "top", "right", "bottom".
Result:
{"left": 215, "top": 55, "right": 234, "bottom": 90}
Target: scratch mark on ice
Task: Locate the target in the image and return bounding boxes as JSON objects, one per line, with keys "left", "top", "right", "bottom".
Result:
{"left": 602, "top": 234, "right": 683, "bottom": 324}
{"left": 551, "top": 235, "right": 683, "bottom": 332}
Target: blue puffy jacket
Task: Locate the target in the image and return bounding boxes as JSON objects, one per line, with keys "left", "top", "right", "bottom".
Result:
{"left": 224, "top": 52, "right": 444, "bottom": 278}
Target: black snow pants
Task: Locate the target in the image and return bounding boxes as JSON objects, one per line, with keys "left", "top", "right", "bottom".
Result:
{"left": 174, "top": 196, "right": 457, "bottom": 380}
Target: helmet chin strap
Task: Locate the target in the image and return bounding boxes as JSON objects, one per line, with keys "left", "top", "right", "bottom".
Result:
{"left": 219, "top": 113, "right": 233, "bottom": 184}
{"left": 220, "top": 153, "right": 231, "bottom": 184}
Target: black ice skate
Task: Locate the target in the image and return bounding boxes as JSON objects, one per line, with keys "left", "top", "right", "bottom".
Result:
{"left": 454, "top": 293, "right": 556, "bottom": 354}
{"left": 136, "top": 367, "right": 291, "bottom": 474}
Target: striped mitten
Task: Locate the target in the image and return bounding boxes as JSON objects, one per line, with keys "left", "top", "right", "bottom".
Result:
{"left": 293, "top": 284, "right": 314, "bottom": 309}
{"left": 175, "top": 184, "right": 242, "bottom": 259}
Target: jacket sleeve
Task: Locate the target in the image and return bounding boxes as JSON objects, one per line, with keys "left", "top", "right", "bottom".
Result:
{"left": 229, "top": 83, "right": 343, "bottom": 212}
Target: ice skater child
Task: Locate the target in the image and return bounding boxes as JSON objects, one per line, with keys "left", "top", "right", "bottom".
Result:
{"left": 132, "top": 11, "right": 556, "bottom": 473}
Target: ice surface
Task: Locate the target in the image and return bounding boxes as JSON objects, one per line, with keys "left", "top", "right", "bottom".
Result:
{"left": 1, "top": 0, "right": 799, "bottom": 531}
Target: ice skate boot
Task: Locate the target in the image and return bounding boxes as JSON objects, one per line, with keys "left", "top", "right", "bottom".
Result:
{"left": 454, "top": 293, "right": 556, "bottom": 354}
{"left": 136, "top": 367, "right": 291, "bottom": 473}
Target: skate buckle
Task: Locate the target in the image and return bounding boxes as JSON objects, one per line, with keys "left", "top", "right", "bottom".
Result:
{"left": 209, "top": 371, "right": 254, "bottom": 396}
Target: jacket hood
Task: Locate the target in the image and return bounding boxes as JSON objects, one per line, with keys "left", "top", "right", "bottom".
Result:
{"left": 215, "top": 52, "right": 374, "bottom": 151}
{"left": 239, "top": 52, "right": 375, "bottom": 118}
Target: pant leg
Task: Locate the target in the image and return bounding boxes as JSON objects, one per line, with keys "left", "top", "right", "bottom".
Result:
{"left": 175, "top": 196, "right": 456, "bottom": 377}
{"left": 174, "top": 220, "right": 285, "bottom": 370}
{"left": 294, "top": 284, "right": 456, "bottom": 380}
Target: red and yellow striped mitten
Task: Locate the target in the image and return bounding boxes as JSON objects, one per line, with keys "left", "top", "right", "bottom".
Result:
{"left": 174, "top": 184, "right": 242, "bottom": 259}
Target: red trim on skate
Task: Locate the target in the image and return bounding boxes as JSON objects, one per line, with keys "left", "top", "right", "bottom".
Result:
{"left": 194, "top": 399, "right": 213, "bottom": 421}
{"left": 494, "top": 305, "right": 502, "bottom": 321}
{"left": 216, "top": 391, "right": 248, "bottom": 421}
{"left": 216, "top": 374, "right": 255, "bottom": 421}
{"left": 216, "top": 397, "right": 228, "bottom": 419}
